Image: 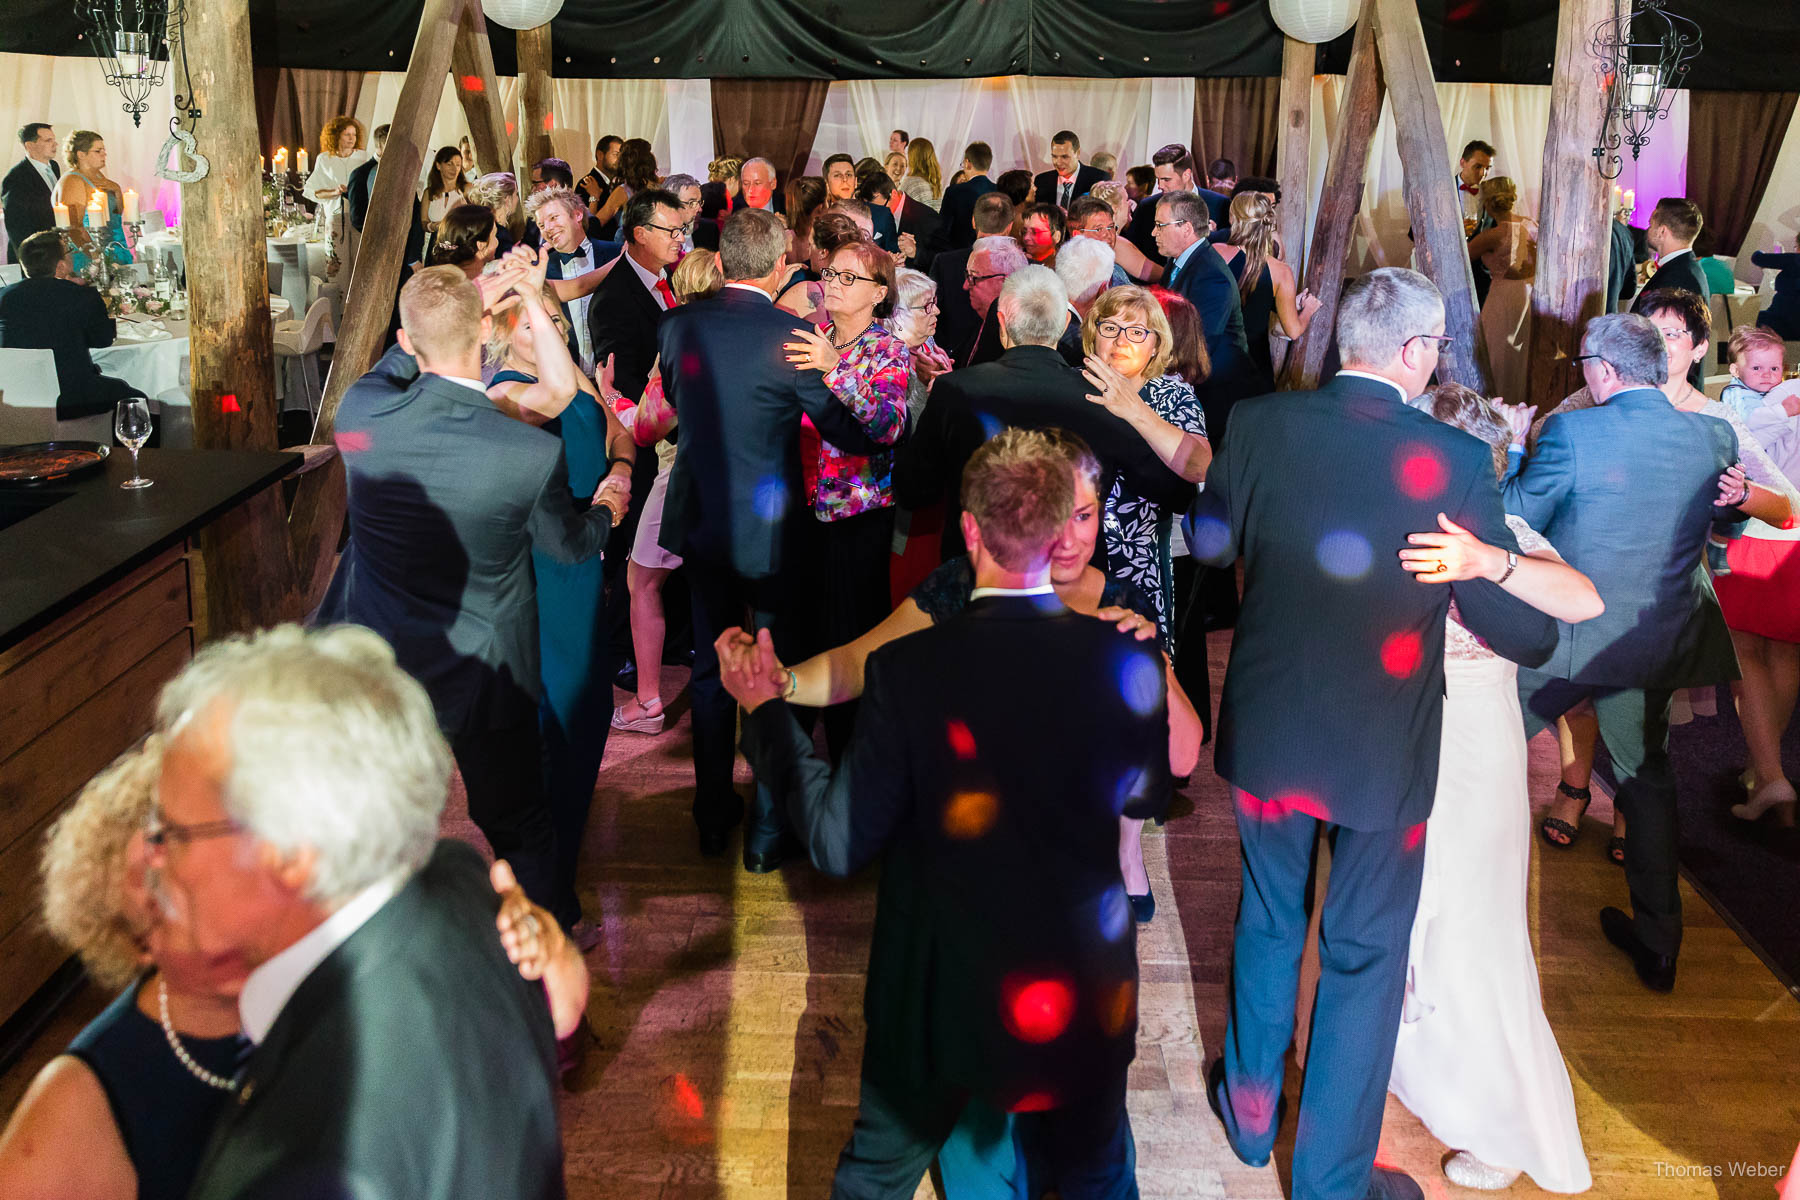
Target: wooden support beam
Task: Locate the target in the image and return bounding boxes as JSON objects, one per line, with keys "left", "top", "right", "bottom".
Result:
{"left": 514, "top": 24, "right": 554, "bottom": 181}
{"left": 1369, "top": 0, "right": 1489, "bottom": 394}
{"left": 172, "top": 0, "right": 298, "bottom": 632}
{"left": 451, "top": 0, "right": 512, "bottom": 179}
{"left": 1526, "top": 0, "right": 1613, "bottom": 412}
{"left": 1283, "top": 5, "right": 1381, "bottom": 391}
{"left": 1276, "top": 36, "right": 1314, "bottom": 282}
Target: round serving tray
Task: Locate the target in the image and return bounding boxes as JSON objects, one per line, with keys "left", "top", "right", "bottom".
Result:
{"left": 0, "top": 441, "right": 112, "bottom": 486}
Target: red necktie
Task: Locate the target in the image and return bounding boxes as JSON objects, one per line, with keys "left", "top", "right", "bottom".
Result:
{"left": 655, "top": 277, "right": 678, "bottom": 309}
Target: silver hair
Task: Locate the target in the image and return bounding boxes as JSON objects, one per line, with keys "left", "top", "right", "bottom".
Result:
{"left": 719, "top": 207, "right": 789, "bottom": 279}
{"left": 1054, "top": 236, "right": 1114, "bottom": 307}
{"left": 154, "top": 624, "right": 450, "bottom": 906}
{"left": 741, "top": 156, "right": 776, "bottom": 178}
{"left": 662, "top": 172, "right": 701, "bottom": 195}
{"left": 970, "top": 234, "right": 1027, "bottom": 280}
{"left": 888, "top": 267, "right": 939, "bottom": 345}
{"left": 1335, "top": 267, "right": 1445, "bottom": 367}
{"left": 996, "top": 264, "right": 1069, "bottom": 347}
{"left": 1582, "top": 312, "right": 1669, "bottom": 387}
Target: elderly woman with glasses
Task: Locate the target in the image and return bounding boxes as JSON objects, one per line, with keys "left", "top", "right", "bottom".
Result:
{"left": 0, "top": 738, "right": 588, "bottom": 1200}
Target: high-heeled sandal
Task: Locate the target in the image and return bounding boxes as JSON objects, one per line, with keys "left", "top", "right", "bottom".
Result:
{"left": 610, "top": 695, "right": 665, "bottom": 734}
{"left": 1538, "top": 781, "right": 1591, "bottom": 848}
{"left": 1607, "top": 834, "right": 1627, "bottom": 865}
{"left": 1732, "top": 779, "right": 1798, "bottom": 827}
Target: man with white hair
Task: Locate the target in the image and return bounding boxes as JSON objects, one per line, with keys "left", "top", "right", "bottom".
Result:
{"left": 896, "top": 264, "right": 1192, "bottom": 564}
{"left": 1187, "top": 267, "right": 1556, "bottom": 1200}
{"left": 738, "top": 156, "right": 783, "bottom": 213}
{"left": 956, "top": 234, "right": 1028, "bottom": 369}
{"left": 156, "top": 625, "right": 566, "bottom": 1200}
{"left": 1052, "top": 234, "right": 1114, "bottom": 367}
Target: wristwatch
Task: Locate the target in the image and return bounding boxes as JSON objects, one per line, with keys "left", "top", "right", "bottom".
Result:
{"left": 1497, "top": 550, "right": 1518, "bottom": 584}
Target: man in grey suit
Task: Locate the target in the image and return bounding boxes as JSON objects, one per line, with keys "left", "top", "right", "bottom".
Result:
{"left": 318, "top": 260, "right": 625, "bottom": 926}
{"left": 1504, "top": 312, "right": 1744, "bottom": 993}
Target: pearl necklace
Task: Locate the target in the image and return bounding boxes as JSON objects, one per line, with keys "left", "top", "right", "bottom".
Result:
{"left": 157, "top": 979, "right": 237, "bottom": 1091}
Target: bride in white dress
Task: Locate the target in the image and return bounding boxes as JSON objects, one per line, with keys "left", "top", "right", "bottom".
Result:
{"left": 1390, "top": 384, "right": 1603, "bottom": 1194}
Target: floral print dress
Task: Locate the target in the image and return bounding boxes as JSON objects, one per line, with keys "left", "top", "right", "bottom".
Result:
{"left": 1102, "top": 373, "right": 1207, "bottom": 651}
{"left": 813, "top": 322, "right": 911, "bottom": 521}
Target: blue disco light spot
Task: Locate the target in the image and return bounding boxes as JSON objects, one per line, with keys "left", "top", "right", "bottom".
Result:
{"left": 1315, "top": 530, "right": 1373, "bottom": 581}
{"left": 1187, "top": 514, "right": 1230, "bottom": 560}
{"left": 978, "top": 412, "right": 1006, "bottom": 441}
{"left": 1096, "top": 884, "right": 1131, "bottom": 943}
{"left": 1117, "top": 652, "right": 1161, "bottom": 717}
{"left": 752, "top": 474, "right": 789, "bottom": 524}
{"left": 1111, "top": 765, "right": 1151, "bottom": 816}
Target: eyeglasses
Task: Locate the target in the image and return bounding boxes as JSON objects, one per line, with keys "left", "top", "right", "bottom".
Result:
{"left": 1097, "top": 320, "right": 1155, "bottom": 344}
{"left": 965, "top": 271, "right": 1007, "bottom": 287}
{"left": 144, "top": 806, "right": 238, "bottom": 850}
{"left": 1151, "top": 219, "right": 1190, "bottom": 230}
{"left": 821, "top": 266, "right": 877, "bottom": 287}
{"left": 1406, "top": 334, "right": 1455, "bottom": 352}
{"left": 643, "top": 221, "right": 693, "bottom": 238}
{"left": 1074, "top": 224, "right": 1116, "bottom": 236}
{"left": 1572, "top": 353, "right": 1609, "bottom": 367}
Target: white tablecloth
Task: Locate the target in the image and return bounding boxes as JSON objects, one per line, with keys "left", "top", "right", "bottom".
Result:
{"left": 136, "top": 232, "right": 331, "bottom": 284}
{"left": 94, "top": 318, "right": 191, "bottom": 401}
{"left": 137, "top": 230, "right": 184, "bottom": 276}
{"left": 267, "top": 233, "right": 331, "bottom": 278}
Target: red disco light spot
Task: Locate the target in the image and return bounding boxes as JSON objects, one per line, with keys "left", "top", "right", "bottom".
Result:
{"left": 1380, "top": 631, "right": 1424, "bottom": 678}
{"left": 1210, "top": 0, "right": 1230, "bottom": 13}
{"left": 1011, "top": 1092, "right": 1055, "bottom": 1113}
{"left": 1404, "top": 821, "right": 1426, "bottom": 852}
{"left": 1396, "top": 445, "right": 1448, "bottom": 500}
{"left": 1002, "top": 975, "right": 1075, "bottom": 1044}
{"left": 671, "top": 1072, "right": 704, "bottom": 1119}
{"left": 1278, "top": 791, "right": 1329, "bottom": 821}
{"left": 543, "top": 112, "right": 556, "bottom": 132}
{"left": 219, "top": 393, "right": 241, "bottom": 414}
{"left": 946, "top": 719, "right": 977, "bottom": 759}
{"left": 335, "top": 430, "right": 371, "bottom": 453}
{"left": 505, "top": 120, "right": 516, "bottom": 137}
{"left": 460, "top": 74, "right": 483, "bottom": 92}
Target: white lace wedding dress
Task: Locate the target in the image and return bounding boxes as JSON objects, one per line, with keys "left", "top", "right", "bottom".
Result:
{"left": 1388, "top": 515, "right": 1593, "bottom": 1194}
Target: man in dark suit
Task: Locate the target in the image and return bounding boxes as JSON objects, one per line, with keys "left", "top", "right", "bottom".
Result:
{"left": 3, "top": 122, "right": 61, "bottom": 259}
{"left": 577, "top": 133, "right": 622, "bottom": 213}
{"left": 931, "top": 141, "right": 997, "bottom": 255}
{"left": 345, "top": 123, "right": 386, "bottom": 233}
{"left": 1053, "top": 234, "right": 1115, "bottom": 368}
{"left": 319, "top": 263, "right": 623, "bottom": 925}
{"left": 719, "top": 428, "right": 1170, "bottom": 1198}
{"left": 0, "top": 231, "right": 144, "bottom": 419}
{"left": 955, "top": 236, "right": 1028, "bottom": 371}
{"left": 1640, "top": 198, "right": 1709, "bottom": 387}
{"left": 1606, "top": 207, "right": 1641, "bottom": 314}
{"left": 1504, "top": 312, "right": 1742, "bottom": 994}
{"left": 1152, "top": 189, "right": 1256, "bottom": 437}
{"left": 897, "top": 265, "right": 1195, "bottom": 564}
{"left": 656, "top": 208, "right": 890, "bottom": 867}
{"left": 1190, "top": 268, "right": 1556, "bottom": 1200}
{"left": 738, "top": 157, "right": 786, "bottom": 215}
{"left": 929, "top": 192, "right": 1015, "bottom": 359}
{"left": 1123, "top": 144, "right": 1229, "bottom": 266}
{"left": 527, "top": 184, "right": 624, "bottom": 369}
{"left": 822, "top": 154, "right": 898, "bottom": 252}
{"left": 859, "top": 171, "right": 939, "bottom": 271}
{"left": 1032, "top": 130, "right": 1109, "bottom": 211}
{"left": 146, "top": 626, "right": 566, "bottom": 1200}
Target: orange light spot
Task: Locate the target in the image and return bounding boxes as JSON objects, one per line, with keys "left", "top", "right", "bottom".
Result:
{"left": 1002, "top": 975, "right": 1075, "bottom": 1044}
{"left": 459, "top": 74, "right": 483, "bottom": 92}
{"left": 943, "top": 791, "right": 998, "bottom": 839}
{"left": 505, "top": 120, "right": 516, "bottom": 137}
{"left": 1099, "top": 979, "right": 1137, "bottom": 1037}
{"left": 1380, "top": 630, "right": 1424, "bottom": 678}
{"left": 670, "top": 1072, "right": 703, "bottom": 1119}
{"left": 543, "top": 112, "right": 555, "bottom": 132}
{"left": 946, "top": 719, "right": 977, "bottom": 759}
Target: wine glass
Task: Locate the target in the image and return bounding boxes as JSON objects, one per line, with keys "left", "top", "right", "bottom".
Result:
{"left": 115, "top": 398, "right": 153, "bottom": 489}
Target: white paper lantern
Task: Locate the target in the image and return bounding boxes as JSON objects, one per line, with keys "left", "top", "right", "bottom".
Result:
{"left": 482, "top": 0, "right": 564, "bottom": 31}
{"left": 1268, "top": 0, "right": 1359, "bottom": 44}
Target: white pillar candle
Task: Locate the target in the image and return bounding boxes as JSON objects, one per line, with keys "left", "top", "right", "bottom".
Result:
{"left": 296, "top": 148, "right": 308, "bottom": 176}
{"left": 123, "top": 188, "right": 138, "bottom": 223}
{"left": 52, "top": 201, "right": 69, "bottom": 228}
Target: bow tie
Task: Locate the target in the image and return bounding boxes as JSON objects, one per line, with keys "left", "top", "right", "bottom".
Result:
{"left": 549, "top": 246, "right": 587, "bottom": 269}
{"left": 1458, "top": 182, "right": 1479, "bottom": 195}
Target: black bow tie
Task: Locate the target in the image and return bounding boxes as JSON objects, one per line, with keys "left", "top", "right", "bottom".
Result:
{"left": 550, "top": 246, "right": 587, "bottom": 269}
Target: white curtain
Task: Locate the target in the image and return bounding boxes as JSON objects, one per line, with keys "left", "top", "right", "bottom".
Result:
{"left": 0, "top": 52, "right": 186, "bottom": 246}
{"left": 352, "top": 75, "right": 714, "bottom": 185}
{"left": 811, "top": 76, "right": 1195, "bottom": 178}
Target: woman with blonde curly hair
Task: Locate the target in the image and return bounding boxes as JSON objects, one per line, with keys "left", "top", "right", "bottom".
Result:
{"left": 0, "top": 737, "right": 592, "bottom": 1200}
{"left": 302, "top": 115, "right": 372, "bottom": 275}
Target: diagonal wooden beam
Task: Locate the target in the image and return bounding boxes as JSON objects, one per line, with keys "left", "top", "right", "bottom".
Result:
{"left": 1525, "top": 0, "right": 1613, "bottom": 412}
{"left": 1283, "top": 3, "right": 1382, "bottom": 391}
{"left": 452, "top": 0, "right": 513, "bottom": 179}
{"left": 1369, "top": 0, "right": 1490, "bottom": 393}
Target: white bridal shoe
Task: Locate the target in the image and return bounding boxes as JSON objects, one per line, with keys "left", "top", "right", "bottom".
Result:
{"left": 1443, "top": 1151, "right": 1521, "bottom": 1190}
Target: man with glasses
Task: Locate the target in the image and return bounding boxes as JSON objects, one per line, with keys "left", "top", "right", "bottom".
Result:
{"left": 662, "top": 172, "right": 716, "bottom": 252}
{"left": 928, "top": 191, "right": 1014, "bottom": 360}
{"left": 1189, "top": 267, "right": 1554, "bottom": 1200}
{"left": 1152, "top": 189, "right": 1253, "bottom": 437}
{"left": 4, "top": 123, "right": 61, "bottom": 260}
{"left": 956, "top": 235, "right": 1028, "bottom": 370}
{"left": 1067, "top": 196, "right": 1132, "bottom": 286}
{"left": 1504, "top": 312, "right": 1743, "bottom": 995}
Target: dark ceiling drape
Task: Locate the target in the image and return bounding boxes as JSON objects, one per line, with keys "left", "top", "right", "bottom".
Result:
{"left": 712, "top": 79, "right": 831, "bottom": 188}
{"left": 1687, "top": 90, "right": 1799, "bottom": 257}
{"left": 1192, "top": 76, "right": 1281, "bottom": 184}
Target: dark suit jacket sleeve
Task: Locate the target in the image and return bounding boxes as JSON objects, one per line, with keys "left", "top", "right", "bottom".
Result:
{"left": 871, "top": 206, "right": 899, "bottom": 253}
{"left": 742, "top": 650, "right": 913, "bottom": 879}
{"left": 1184, "top": 416, "right": 1240, "bottom": 567}
{"left": 798, "top": 367, "right": 891, "bottom": 455}
{"left": 1503, "top": 415, "right": 1575, "bottom": 533}
{"left": 347, "top": 163, "right": 373, "bottom": 232}
{"left": 82, "top": 286, "right": 115, "bottom": 348}
{"left": 1450, "top": 455, "right": 1557, "bottom": 667}
{"left": 526, "top": 447, "right": 614, "bottom": 564}
{"left": 890, "top": 373, "right": 959, "bottom": 509}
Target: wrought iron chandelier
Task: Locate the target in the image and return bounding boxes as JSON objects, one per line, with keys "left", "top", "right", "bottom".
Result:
{"left": 1589, "top": 0, "right": 1702, "bottom": 180}
{"left": 74, "top": 0, "right": 179, "bottom": 128}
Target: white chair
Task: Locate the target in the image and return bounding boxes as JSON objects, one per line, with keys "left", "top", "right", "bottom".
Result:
{"left": 0, "top": 347, "right": 112, "bottom": 444}
{"left": 273, "top": 296, "right": 335, "bottom": 416}
{"left": 270, "top": 241, "right": 311, "bottom": 317}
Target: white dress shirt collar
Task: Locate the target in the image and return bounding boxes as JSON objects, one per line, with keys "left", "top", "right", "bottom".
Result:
{"left": 1333, "top": 369, "right": 1409, "bottom": 403}
{"left": 626, "top": 249, "right": 670, "bottom": 309}
{"left": 969, "top": 583, "right": 1056, "bottom": 600}
{"left": 238, "top": 868, "right": 412, "bottom": 1045}
{"left": 432, "top": 373, "right": 491, "bottom": 395}
{"left": 32, "top": 157, "right": 57, "bottom": 190}
{"left": 1658, "top": 246, "right": 1693, "bottom": 264}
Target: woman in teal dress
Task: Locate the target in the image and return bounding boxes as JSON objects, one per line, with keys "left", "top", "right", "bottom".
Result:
{"left": 487, "top": 256, "right": 633, "bottom": 939}
{"left": 57, "top": 129, "right": 134, "bottom": 273}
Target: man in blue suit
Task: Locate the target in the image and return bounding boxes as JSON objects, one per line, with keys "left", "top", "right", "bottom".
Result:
{"left": 1504, "top": 312, "right": 1743, "bottom": 993}
{"left": 1189, "top": 268, "right": 1556, "bottom": 1200}
{"left": 1152, "top": 189, "right": 1256, "bottom": 438}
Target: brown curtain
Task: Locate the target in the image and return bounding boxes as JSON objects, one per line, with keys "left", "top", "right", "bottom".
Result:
{"left": 1687, "top": 90, "right": 1799, "bottom": 256}
{"left": 255, "top": 68, "right": 367, "bottom": 159}
{"left": 712, "top": 79, "right": 832, "bottom": 187}
{"left": 1192, "top": 77, "right": 1281, "bottom": 182}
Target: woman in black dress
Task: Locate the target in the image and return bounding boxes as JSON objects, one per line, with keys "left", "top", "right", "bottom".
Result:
{"left": 1211, "top": 191, "right": 1320, "bottom": 380}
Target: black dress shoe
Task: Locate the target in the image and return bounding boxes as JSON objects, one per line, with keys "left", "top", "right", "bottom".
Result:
{"left": 1364, "top": 1166, "right": 1424, "bottom": 1200}
{"left": 1600, "top": 906, "right": 1676, "bottom": 993}
{"left": 697, "top": 825, "right": 732, "bottom": 857}
{"left": 1205, "top": 1058, "right": 1278, "bottom": 1168}
{"left": 614, "top": 661, "right": 638, "bottom": 692}
{"left": 742, "top": 843, "right": 795, "bottom": 874}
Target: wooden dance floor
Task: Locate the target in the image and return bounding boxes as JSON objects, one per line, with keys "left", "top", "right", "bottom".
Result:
{"left": 3, "top": 635, "right": 1796, "bottom": 1198}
